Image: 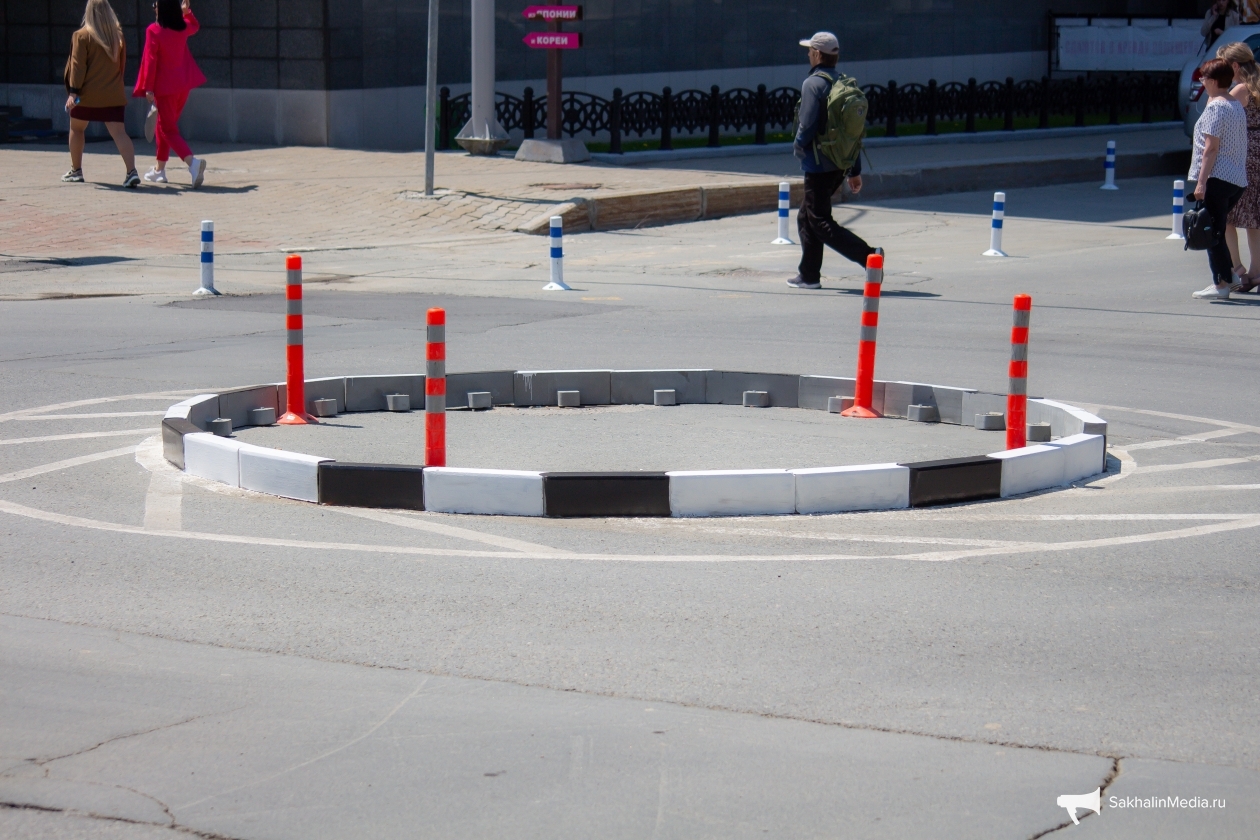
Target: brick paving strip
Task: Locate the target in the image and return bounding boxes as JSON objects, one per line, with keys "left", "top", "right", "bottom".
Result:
{"left": 0, "top": 143, "right": 798, "bottom": 262}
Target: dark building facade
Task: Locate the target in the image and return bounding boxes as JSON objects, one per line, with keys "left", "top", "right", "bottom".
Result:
{"left": 3, "top": 0, "right": 1197, "bottom": 147}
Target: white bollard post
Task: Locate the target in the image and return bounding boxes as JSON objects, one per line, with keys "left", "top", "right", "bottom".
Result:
{"left": 983, "top": 192, "right": 1008, "bottom": 257}
{"left": 193, "top": 220, "right": 220, "bottom": 296}
{"left": 1167, "top": 179, "right": 1186, "bottom": 240}
{"left": 771, "top": 181, "right": 793, "bottom": 244}
{"left": 542, "top": 215, "right": 572, "bottom": 290}
{"left": 1101, "top": 140, "right": 1118, "bottom": 190}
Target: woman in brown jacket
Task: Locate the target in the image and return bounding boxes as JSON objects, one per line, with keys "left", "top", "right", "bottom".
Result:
{"left": 62, "top": 0, "right": 138, "bottom": 187}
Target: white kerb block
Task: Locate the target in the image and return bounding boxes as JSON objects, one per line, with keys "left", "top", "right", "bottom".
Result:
{"left": 165, "top": 393, "right": 219, "bottom": 429}
{"left": 666, "top": 469, "right": 795, "bottom": 516}
{"left": 988, "top": 444, "right": 1067, "bottom": 497}
{"left": 423, "top": 468, "right": 545, "bottom": 516}
{"left": 238, "top": 444, "right": 329, "bottom": 503}
{"left": 1046, "top": 433, "right": 1106, "bottom": 483}
{"left": 792, "top": 463, "right": 910, "bottom": 514}
{"left": 183, "top": 433, "right": 242, "bottom": 487}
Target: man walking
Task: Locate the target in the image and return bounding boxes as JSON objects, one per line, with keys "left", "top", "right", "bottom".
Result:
{"left": 787, "top": 31, "right": 879, "bottom": 290}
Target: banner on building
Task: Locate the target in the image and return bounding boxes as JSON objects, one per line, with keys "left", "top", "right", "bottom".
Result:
{"left": 1056, "top": 18, "right": 1203, "bottom": 72}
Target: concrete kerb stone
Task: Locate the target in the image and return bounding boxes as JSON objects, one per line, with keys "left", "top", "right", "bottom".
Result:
{"left": 164, "top": 370, "right": 1109, "bottom": 517}
{"left": 345, "top": 374, "right": 425, "bottom": 412}
{"left": 277, "top": 377, "right": 346, "bottom": 416}
{"left": 217, "top": 385, "right": 280, "bottom": 429}
{"left": 448, "top": 370, "right": 514, "bottom": 407}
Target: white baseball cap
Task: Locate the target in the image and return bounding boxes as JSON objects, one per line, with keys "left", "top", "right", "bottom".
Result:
{"left": 799, "top": 31, "right": 839, "bottom": 54}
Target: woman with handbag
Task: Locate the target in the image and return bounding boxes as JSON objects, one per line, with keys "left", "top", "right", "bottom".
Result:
{"left": 61, "top": 0, "right": 138, "bottom": 187}
{"left": 134, "top": 0, "right": 208, "bottom": 188}
{"left": 1190, "top": 58, "right": 1250, "bottom": 300}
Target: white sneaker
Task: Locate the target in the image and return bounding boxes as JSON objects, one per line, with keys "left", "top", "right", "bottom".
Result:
{"left": 189, "top": 157, "right": 206, "bottom": 189}
{"left": 143, "top": 167, "right": 167, "bottom": 183}
{"left": 1192, "top": 283, "right": 1230, "bottom": 300}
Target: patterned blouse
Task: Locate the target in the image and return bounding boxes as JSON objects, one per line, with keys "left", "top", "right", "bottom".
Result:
{"left": 1190, "top": 97, "right": 1249, "bottom": 187}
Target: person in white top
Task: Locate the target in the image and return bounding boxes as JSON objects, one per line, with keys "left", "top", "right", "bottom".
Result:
{"left": 1189, "top": 57, "right": 1250, "bottom": 300}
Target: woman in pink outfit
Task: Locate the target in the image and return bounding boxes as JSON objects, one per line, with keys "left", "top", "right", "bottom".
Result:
{"left": 133, "top": 0, "right": 208, "bottom": 187}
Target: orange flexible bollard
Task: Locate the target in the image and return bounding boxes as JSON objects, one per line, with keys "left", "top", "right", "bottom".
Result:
{"left": 278, "top": 254, "right": 317, "bottom": 425}
{"left": 1006, "top": 294, "right": 1032, "bottom": 450}
{"left": 425, "top": 307, "right": 446, "bottom": 466}
{"left": 841, "top": 253, "right": 885, "bottom": 418}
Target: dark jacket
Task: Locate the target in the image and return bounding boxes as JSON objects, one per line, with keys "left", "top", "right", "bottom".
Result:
{"left": 793, "top": 66, "right": 862, "bottom": 177}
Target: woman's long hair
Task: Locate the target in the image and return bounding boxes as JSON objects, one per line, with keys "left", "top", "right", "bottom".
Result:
{"left": 82, "top": 0, "right": 122, "bottom": 61}
{"left": 156, "top": 0, "right": 187, "bottom": 30}
{"left": 1218, "top": 41, "right": 1260, "bottom": 102}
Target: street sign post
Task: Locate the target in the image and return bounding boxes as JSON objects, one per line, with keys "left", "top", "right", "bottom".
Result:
{"left": 523, "top": 5, "right": 583, "bottom": 140}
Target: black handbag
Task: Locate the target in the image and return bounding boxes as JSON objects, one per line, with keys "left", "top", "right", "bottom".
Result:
{"left": 1183, "top": 200, "right": 1218, "bottom": 251}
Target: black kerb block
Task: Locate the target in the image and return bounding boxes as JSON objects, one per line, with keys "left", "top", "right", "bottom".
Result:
{"left": 318, "top": 462, "right": 425, "bottom": 510}
{"left": 901, "top": 455, "right": 1002, "bottom": 507}
{"left": 161, "top": 417, "right": 201, "bottom": 470}
{"left": 543, "top": 472, "right": 671, "bottom": 517}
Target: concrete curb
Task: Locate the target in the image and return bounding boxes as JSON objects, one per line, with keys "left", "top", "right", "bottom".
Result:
{"left": 520, "top": 147, "right": 1189, "bottom": 235}
{"left": 164, "top": 370, "right": 1108, "bottom": 518}
{"left": 589, "top": 122, "right": 1184, "bottom": 165}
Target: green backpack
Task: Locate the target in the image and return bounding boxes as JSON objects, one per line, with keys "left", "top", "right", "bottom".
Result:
{"left": 801, "top": 70, "right": 868, "bottom": 171}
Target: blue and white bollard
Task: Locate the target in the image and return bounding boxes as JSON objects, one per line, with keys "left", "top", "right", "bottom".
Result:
{"left": 771, "top": 181, "right": 793, "bottom": 244}
{"left": 193, "top": 220, "right": 220, "bottom": 296}
{"left": 542, "top": 215, "right": 571, "bottom": 291}
{"left": 1167, "top": 179, "right": 1186, "bottom": 240}
{"left": 1101, "top": 140, "right": 1118, "bottom": 190}
{"left": 983, "top": 192, "right": 1008, "bottom": 257}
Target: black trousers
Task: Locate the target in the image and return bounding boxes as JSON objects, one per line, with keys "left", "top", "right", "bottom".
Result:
{"left": 797, "top": 170, "right": 876, "bottom": 283}
{"left": 1204, "top": 177, "right": 1246, "bottom": 285}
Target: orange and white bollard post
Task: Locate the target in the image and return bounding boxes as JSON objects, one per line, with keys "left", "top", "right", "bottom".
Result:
{"left": 278, "top": 254, "right": 316, "bottom": 425}
{"left": 1006, "top": 294, "right": 1032, "bottom": 450}
{"left": 841, "top": 252, "right": 884, "bottom": 419}
{"left": 425, "top": 307, "right": 446, "bottom": 466}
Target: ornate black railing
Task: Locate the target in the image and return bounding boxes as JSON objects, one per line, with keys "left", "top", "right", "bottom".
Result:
{"left": 436, "top": 74, "right": 1179, "bottom": 152}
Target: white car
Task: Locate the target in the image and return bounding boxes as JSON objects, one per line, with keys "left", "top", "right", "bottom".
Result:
{"left": 1181, "top": 26, "right": 1260, "bottom": 136}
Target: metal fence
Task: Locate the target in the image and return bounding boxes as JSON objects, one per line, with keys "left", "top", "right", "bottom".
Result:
{"left": 438, "top": 74, "right": 1180, "bottom": 152}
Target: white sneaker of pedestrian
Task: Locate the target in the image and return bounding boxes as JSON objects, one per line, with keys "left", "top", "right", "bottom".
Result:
{"left": 1192, "top": 283, "right": 1230, "bottom": 300}
{"left": 143, "top": 167, "right": 167, "bottom": 183}
{"left": 189, "top": 157, "right": 206, "bottom": 189}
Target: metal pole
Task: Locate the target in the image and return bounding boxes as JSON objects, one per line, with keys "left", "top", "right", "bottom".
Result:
{"left": 424, "top": 0, "right": 439, "bottom": 195}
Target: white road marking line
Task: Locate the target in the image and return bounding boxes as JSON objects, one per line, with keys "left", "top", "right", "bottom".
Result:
{"left": 1123, "top": 428, "right": 1250, "bottom": 451}
{"left": 1138, "top": 455, "right": 1260, "bottom": 474}
{"left": 1087, "top": 448, "right": 1134, "bottom": 486}
{"left": 0, "top": 428, "right": 156, "bottom": 446}
{"left": 334, "top": 507, "right": 570, "bottom": 554}
{"left": 0, "top": 497, "right": 1257, "bottom": 563}
{"left": 142, "top": 471, "right": 183, "bottom": 531}
{"left": 0, "top": 391, "right": 196, "bottom": 423}
{"left": 625, "top": 522, "right": 1022, "bottom": 546}
{"left": 1094, "top": 404, "right": 1260, "bottom": 436}
{"left": 9, "top": 411, "right": 167, "bottom": 421}
{"left": 0, "top": 446, "right": 139, "bottom": 484}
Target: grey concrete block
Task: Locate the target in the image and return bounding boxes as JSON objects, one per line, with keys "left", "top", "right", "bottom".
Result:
{"left": 743, "top": 390, "right": 770, "bottom": 407}
{"left": 908, "top": 404, "right": 940, "bottom": 423}
{"left": 385, "top": 393, "right": 411, "bottom": 412}
{"left": 928, "top": 385, "right": 975, "bottom": 425}
{"left": 827, "top": 396, "right": 855, "bottom": 413}
{"left": 312, "top": 398, "right": 339, "bottom": 417}
{"left": 467, "top": 391, "right": 493, "bottom": 410}
{"left": 798, "top": 375, "right": 855, "bottom": 410}
{"left": 249, "top": 407, "right": 277, "bottom": 426}
{"left": 217, "top": 385, "right": 279, "bottom": 429}
{"left": 448, "top": 371, "right": 514, "bottom": 407}
{"left": 514, "top": 370, "right": 612, "bottom": 406}
{"left": 1027, "top": 422, "right": 1052, "bottom": 442}
{"left": 208, "top": 418, "right": 233, "bottom": 437}
{"left": 881, "top": 381, "right": 938, "bottom": 419}
{"left": 557, "top": 390, "right": 581, "bottom": 407}
{"left": 962, "top": 391, "right": 1008, "bottom": 422}
{"left": 345, "top": 374, "right": 424, "bottom": 412}
{"left": 975, "top": 412, "right": 1006, "bottom": 431}
{"left": 707, "top": 371, "right": 799, "bottom": 407}
{"left": 653, "top": 389, "right": 676, "bottom": 406}
{"left": 276, "top": 377, "right": 346, "bottom": 416}
{"left": 611, "top": 370, "right": 708, "bottom": 404}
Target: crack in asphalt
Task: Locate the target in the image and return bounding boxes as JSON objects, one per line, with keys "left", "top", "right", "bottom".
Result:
{"left": 0, "top": 801, "right": 249, "bottom": 840}
{"left": 1027, "top": 757, "right": 1122, "bottom": 839}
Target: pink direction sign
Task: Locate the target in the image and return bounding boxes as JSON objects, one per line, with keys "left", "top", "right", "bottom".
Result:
{"left": 523, "top": 5, "right": 582, "bottom": 20}
{"left": 524, "top": 31, "right": 582, "bottom": 49}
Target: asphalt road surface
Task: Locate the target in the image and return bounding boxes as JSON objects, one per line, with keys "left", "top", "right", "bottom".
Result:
{"left": 1, "top": 177, "right": 1256, "bottom": 839}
